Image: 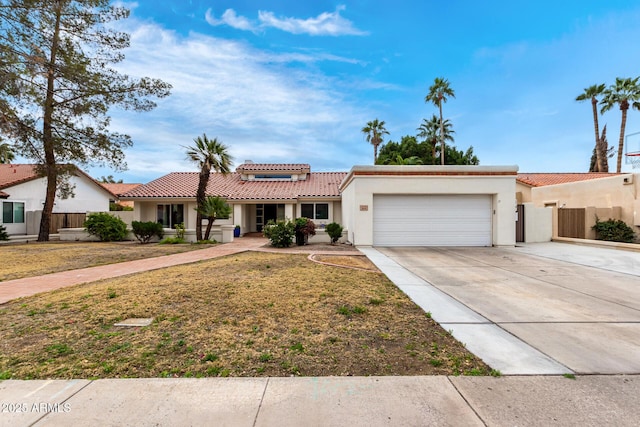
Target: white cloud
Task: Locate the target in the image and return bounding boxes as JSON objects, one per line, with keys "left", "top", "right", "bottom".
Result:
{"left": 258, "top": 5, "right": 367, "bottom": 36}
{"left": 103, "top": 20, "right": 372, "bottom": 181}
{"left": 205, "top": 5, "right": 367, "bottom": 37}
{"left": 205, "top": 8, "right": 256, "bottom": 32}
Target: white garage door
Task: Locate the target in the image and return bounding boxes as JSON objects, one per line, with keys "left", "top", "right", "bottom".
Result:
{"left": 373, "top": 194, "right": 492, "bottom": 246}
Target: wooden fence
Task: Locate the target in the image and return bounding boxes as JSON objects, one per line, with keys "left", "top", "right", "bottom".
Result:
{"left": 558, "top": 208, "right": 585, "bottom": 239}
{"left": 50, "top": 213, "right": 86, "bottom": 234}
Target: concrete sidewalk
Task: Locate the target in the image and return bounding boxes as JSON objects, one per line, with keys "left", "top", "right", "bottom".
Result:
{"left": 1, "top": 375, "right": 638, "bottom": 426}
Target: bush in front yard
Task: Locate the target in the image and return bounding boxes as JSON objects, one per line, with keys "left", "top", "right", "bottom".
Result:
{"left": 84, "top": 213, "right": 128, "bottom": 242}
{"left": 132, "top": 221, "right": 164, "bottom": 244}
{"left": 325, "top": 222, "right": 343, "bottom": 244}
{"left": 592, "top": 217, "right": 636, "bottom": 243}
{"left": 263, "top": 219, "right": 295, "bottom": 248}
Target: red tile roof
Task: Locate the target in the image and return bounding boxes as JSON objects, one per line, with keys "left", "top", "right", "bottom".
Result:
{"left": 236, "top": 163, "right": 311, "bottom": 173}
{"left": 100, "top": 183, "right": 142, "bottom": 196}
{"left": 121, "top": 172, "right": 347, "bottom": 200}
{"left": 0, "top": 164, "right": 40, "bottom": 189}
{"left": 0, "top": 164, "right": 116, "bottom": 198}
{"left": 516, "top": 173, "right": 621, "bottom": 187}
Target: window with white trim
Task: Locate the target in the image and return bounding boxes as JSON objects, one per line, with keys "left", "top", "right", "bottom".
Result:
{"left": 300, "top": 203, "right": 329, "bottom": 220}
{"left": 2, "top": 201, "right": 25, "bottom": 224}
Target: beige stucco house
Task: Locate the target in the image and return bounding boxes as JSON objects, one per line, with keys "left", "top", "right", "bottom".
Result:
{"left": 122, "top": 163, "right": 524, "bottom": 246}
{"left": 121, "top": 162, "right": 346, "bottom": 243}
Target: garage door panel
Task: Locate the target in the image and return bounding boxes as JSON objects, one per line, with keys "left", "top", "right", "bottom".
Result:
{"left": 373, "top": 195, "right": 492, "bottom": 246}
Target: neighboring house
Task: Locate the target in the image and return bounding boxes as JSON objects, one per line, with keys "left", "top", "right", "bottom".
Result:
{"left": 516, "top": 172, "right": 640, "bottom": 241}
{"left": 100, "top": 182, "right": 142, "bottom": 209}
{"left": 0, "top": 164, "right": 115, "bottom": 235}
{"left": 120, "top": 162, "right": 346, "bottom": 242}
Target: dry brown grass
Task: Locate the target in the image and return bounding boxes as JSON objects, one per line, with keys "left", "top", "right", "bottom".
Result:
{"left": 0, "top": 241, "right": 211, "bottom": 281}
{"left": 0, "top": 252, "right": 491, "bottom": 379}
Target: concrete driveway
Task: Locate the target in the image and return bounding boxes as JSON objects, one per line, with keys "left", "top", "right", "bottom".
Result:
{"left": 368, "top": 243, "right": 640, "bottom": 375}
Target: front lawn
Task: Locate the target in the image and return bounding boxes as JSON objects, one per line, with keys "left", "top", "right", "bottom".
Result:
{"left": 0, "top": 252, "right": 492, "bottom": 379}
{"left": 0, "top": 241, "right": 212, "bottom": 281}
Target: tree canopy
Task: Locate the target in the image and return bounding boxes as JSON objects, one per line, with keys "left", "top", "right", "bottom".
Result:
{"left": 0, "top": 0, "right": 171, "bottom": 240}
{"left": 377, "top": 135, "right": 479, "bottom": 166}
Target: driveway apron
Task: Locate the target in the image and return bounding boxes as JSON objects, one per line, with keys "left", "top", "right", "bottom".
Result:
{"left": 362, "top": 243, "right": 640, "bottom": 375}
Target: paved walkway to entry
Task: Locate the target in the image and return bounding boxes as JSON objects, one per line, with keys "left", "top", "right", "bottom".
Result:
{"left": 0, "top": 238, "right": 361, "bottom": 305}
{"left": 361, "top": 242, "right": 640, "bottom": 375}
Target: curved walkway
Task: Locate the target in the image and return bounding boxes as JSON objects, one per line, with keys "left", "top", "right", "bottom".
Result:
{"left": 0, "top": 238, "right": 361, "bottom": 305}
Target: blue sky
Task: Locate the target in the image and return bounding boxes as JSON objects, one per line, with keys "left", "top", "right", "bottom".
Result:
{"left": 86, "top": 1, "right": 640, "bottom": 182}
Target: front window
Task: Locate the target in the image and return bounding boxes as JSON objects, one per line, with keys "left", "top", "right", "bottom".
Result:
{"left": 157, "top": 204, "right": 184, "bottom": 228}
{"left": 2, "top": 201, "right": 25, "bottom": 224}
{"left": 300, "top": 203, "right": 329, "bottom": 220}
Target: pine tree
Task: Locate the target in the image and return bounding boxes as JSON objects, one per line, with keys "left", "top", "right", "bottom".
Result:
{"left": 0, "top": 0, "right": 171, "bottom": 240}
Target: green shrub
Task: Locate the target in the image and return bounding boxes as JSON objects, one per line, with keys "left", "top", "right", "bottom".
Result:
{"left": 159, "top": 237, "right": 187, "bottom": 244}
{"left": 592, "top": 217, "right": 636, "bottom": 243}
{"left": 0, "top": 224, "right": 8, "bottom": 241}
{"left": 109, "top": 202, "right": 133, "bottom": 211}
{"left": 263, "top": 219, "right": 295, "bottom": 248}
{"left": 84, "top": 212, "right": 128, "bottom": 242}
{"left": 131, "top": 221, "right": 164, "bottom": 244}
{"left": 325, "top": 222, "right": 343, "bottom": 244}
{"left": 175, "top": 222, "right": 186, "bottom": 240}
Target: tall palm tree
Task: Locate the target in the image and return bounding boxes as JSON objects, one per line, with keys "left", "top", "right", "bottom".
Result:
{"left": 425, "top": 77, "right": 455, "bottom": 165}
{"left": 361, "top": 119, "right": 389, "bottom": 163}
{"left": 576, "top": 84, "right": 606, "bottom": 172}
{"left": 417, "top": 115, "right": 455, "bottom": 164}
{"left": 0, "top": 141, "right": 15, "bottom": 164}
{"left": 185, "top": 134, "right": 233, "bottom": 241}
{"left": 600, "top": 77, "right": 640, "bottom": 173}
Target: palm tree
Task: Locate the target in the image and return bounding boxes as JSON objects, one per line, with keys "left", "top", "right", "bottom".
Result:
{"left": 417, "top": 115, "right": 455, "bottom": 164}
{"left": 425, "top": 77, "right": 455, "bottom": 165}
{"left": 0, "top": 141, "right": 15, "bottom": 164}
{"left": 197, "top": 196, "right": 232, "bottom": 241}
{"left": 361, "top": 119, "right": 389, "bottom": 163}
{"left": 600, "top": 77, "right": 640, "bottom": 173}
{"left": 389, "top": 155, "right": 423, "bottom": 165}
{"left": 576, "top": 84, "right": 606, "bottom": 172}
{"left": 185, "top": 134, "right": 233, "bottom": 241}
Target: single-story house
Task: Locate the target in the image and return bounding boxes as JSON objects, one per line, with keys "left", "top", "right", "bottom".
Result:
{"left": 122, "top": 163, "right": 521, "bottom": 246}
{"left": 0, "top": 164, "right": 115, "bottom": 235}
{"left": 516, "top": 172, "right": 640, "bottom": 241}
{"left": 340, "top": 165, "right": 519, "bottom": 247}
{"left": 121, "top": 162, "right": 347, "bottom": 243}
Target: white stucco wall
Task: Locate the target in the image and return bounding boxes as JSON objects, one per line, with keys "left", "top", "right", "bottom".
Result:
{"left": 523, "top": 203, "right": 553, "bottom": 243}
{"left": 340, "top": 165, "right": 518, "bottom": 247}
{"left": 3, "top": 175, "right": 110, "bottom": 213}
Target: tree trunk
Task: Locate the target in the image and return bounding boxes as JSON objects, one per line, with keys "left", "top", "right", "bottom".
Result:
{"left": 195, "top": 165, "right": 210, "bottom": 241}
{"left": 38, "top": 3, "right": 63, "bottom": 242}
{"left": 204, "top": 217, "right": 215, "bottom": 241}
{"left": 438, "top": 101, "right": 445, "bottom": 165}
{"left": 617, "top": 104, "right": 628, "bottom": 173}
{"left": 591, "top": 97, "right": 604, "bottom": 172}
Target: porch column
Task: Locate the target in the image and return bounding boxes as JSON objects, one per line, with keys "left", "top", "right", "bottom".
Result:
{"left": 285, "top": 203, "right": 294, "bottom": 220}
{"left": 233, "top": 204, "right": 243, "bottom": 229}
